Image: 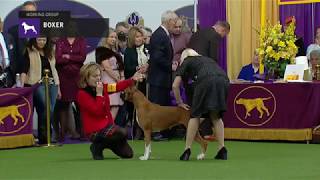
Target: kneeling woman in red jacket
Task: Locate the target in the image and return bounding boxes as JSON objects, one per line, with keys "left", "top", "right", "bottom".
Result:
{"left": 77, "top": 62, "right": 143, "bottom": 160}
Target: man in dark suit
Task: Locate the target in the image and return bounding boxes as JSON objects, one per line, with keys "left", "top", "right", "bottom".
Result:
{"left": 147, "top": 10, "right": 178, "bottom": 140}
{"left": 188, "top": 21, "right": 230, "bottom": 61}
{"left": 0, "top": 17, "right": 15, "bottom": 88}
{"left": 7, "top": 1, "right": 37, "bottom": 76}
{"left": 148, "top": 10, "right": 178, "bottom": 105}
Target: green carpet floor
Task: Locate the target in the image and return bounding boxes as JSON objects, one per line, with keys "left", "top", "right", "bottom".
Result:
{"left": 0, "top": 140, "right": 319, "bottom": 180}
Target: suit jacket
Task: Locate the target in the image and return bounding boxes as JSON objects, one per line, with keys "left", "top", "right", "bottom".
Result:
{"left": 1, "top": 32, "right": 14, "bottom": 67}
{"left": 8, "top": 25, "right": 28, "bottom": 74}
{"left": 147, "top": 26, "right": 173, "bottom": 88}
{"left": 295, "top": 37, "right": 305, "bottom": 57}
{"left": 0, "top": 32, "right": 15, "bottom": 87}
{"left": 172, "top": 32, "right": 192, "bottom": 63}
{"left": 237, "top": 64, "right": 259, "bottom": 81}
{"left": 188, "top": 27, "right": 221, "bottom": 61}
{"left": 124, "top": 45, "right": 149, "bottom": 79}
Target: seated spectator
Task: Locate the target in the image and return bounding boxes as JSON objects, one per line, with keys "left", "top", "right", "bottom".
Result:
{"left": 310, "top": 49, "right": 320, "bottom": 79}
{"left": 77, "top": 62, "right": 143, "bottom": 160}
{"left": 307, "top": 34, "right": 320, "bottom": 60}
{"left": 237, "top": 52, "right": 260, "bottom": 81}
{"left": 284, "top": 16, "right": 305, "bottom": 56}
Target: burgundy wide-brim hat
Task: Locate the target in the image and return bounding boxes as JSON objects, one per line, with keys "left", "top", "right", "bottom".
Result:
{"left": 95, "top": 46, "right": 122, "bottom": 63}
{"left": 285, "top": 16, "right": 295, "bottom": 25}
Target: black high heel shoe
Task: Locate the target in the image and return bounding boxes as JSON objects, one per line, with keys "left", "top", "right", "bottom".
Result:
{"left": 214, "top": 147, "right": 227, "bottom": 160}
{"left": 179, "top": 148, "right": 191, "bottom": 161}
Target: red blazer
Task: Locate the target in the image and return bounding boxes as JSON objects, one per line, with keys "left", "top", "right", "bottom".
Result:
{"left": 77, "top": 79, "right": 134, "bottom": 136}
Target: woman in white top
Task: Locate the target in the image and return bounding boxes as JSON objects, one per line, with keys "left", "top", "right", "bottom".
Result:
{"left": 306, "top": 34, "right": 320, "bottom": 60}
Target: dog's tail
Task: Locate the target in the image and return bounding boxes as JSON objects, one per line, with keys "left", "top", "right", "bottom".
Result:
{"left": 17, "top": 103, "right": 27, "bottom": 108}
{"left": 262, "top": 97, "right": 272, "bottom": 101}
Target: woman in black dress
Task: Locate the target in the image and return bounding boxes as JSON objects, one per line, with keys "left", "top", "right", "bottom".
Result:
{"left": 172, "top": 48, "right": 229, "bottom": 160}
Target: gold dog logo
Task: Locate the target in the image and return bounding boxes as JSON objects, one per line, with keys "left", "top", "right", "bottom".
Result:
{"left": 234, "top": 86, "right": 276, "bottom": 127}
{"left": 236, "top": 97, "right": 271, "bottom": 119}
{"left": 0, "top": 93, "right": 32, "bottom": 134}
{"left": 0, "top": 103, "right": 27, "bottom": 126}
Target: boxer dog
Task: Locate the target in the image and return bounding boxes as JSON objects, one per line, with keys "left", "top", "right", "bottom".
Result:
{"left": 125, "top": 85, "right": 207, "bottom": 160}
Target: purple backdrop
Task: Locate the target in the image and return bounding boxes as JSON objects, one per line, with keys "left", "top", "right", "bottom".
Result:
{"left": 197, "top": 0, "right": 227, "bottom": 72}
{"left": 175, "top": 5, "right": 195, "bottom": 31}
{"left": 279, "top": 3, "right": 320, "bottom": 50}
{"left": 315, "top": 3, "right": 320, "bottom": 33}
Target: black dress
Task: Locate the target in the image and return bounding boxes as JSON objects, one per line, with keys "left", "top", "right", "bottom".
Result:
{"left": 176, "top": 56, "right": 229, "bottom": 118}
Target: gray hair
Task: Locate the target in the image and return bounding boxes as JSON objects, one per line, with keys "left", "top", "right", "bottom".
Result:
{"left": 310, "top": 49, "right": 320, "bottom": 58}
{"left": 180, "top": 48, "right": 200, "bottom": 65}
{"left": 161, "top": 10, "right": 178, "bottom": 24}
{"left": 21, "top": 1, "right": 37, "bottom": 10}
{"left": 215, "top": 21, "right": 231, "bottom": 31}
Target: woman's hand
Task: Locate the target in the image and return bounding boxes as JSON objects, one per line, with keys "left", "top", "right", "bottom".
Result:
{"left": 132, "top": 72, "right": 145, "bottom": 82}
{"left": 62, "top": 54, "right": 70, "bottom": 59}
{"left": 57, "top": 86, "right": 62, "bottom": 100}
{"left": 137, "top": 63, "right": 149, "bottom": 74}
{"left": 172, "top": 61, "right": 179, "bottom": 71}
{"left": 178, "top": 103, "right": 190, "bottom": 110}
{"left": 96, "top": 81, "right": 103, "bottom": 96}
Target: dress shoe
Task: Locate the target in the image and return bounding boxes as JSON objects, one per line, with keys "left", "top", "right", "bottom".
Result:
{"left": 152, "top": 134, "right": 168, "bottom": 141}
{"left": 214, "top": 147, "right": 227, "bottom": 160}
{"left": 90, "top": 143, "right": 104, "bottom": 160}
{"left": 179, "top": 148, "right": 191, "bottom": 161}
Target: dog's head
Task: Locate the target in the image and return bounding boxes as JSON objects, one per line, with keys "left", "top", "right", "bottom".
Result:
{"left": 124, "top": 84, "right": 138, "bottom": 102}
{"left": 236, "top": 98, "right": 244, "bottom": 104}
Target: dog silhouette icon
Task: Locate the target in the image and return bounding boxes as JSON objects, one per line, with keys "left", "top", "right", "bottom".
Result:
{"left": 21, "top": 22, "right": 38, "bottom": 34}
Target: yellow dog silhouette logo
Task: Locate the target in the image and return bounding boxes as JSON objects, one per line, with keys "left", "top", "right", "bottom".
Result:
{"left": 236, "top": 97, "right": 271, "bottom": 119}
{"left": 0, "top": 103, "right": 26, "bottom": 126}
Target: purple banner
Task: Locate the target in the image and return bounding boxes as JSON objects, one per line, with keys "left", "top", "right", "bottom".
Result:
{"left": 315, "top": 3, "right": 320, "bottom": 32}
{"left": 279, "top": 3, "right": 313, "bottom": 50}
{"left": 0, "top": 87, "right": 34, "bottom": 137}
{"left": 279, "top": 0, "right": 320, "bottom": 4}
{"left": 198, "top": 0, "right": 227, "bottom": 72}
{"left": 223, "top": 82, "right": 320, "bottom": 129}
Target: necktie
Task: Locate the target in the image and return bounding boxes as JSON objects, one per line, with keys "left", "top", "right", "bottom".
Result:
{"left": 170, "top": 35, "right": 174, "bottom": 49}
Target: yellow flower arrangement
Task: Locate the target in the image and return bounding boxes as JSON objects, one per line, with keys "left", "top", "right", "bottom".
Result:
{"left": 257, "top": 21, "right": 298, "bottom": 78}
